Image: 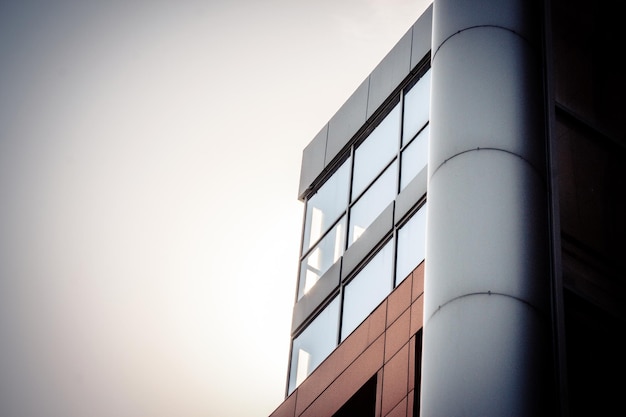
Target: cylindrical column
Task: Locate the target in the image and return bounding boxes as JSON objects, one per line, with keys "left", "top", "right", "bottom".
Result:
{"left": 422, "top": 1, "right": 552, "bottom": 416}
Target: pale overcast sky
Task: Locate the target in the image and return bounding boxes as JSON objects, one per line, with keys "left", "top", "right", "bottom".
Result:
{"left": 0, "top": 1, "right": 431, "bottom": 416}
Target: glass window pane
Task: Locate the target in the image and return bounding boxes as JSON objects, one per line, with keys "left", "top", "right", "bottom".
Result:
{"left": 400, "top": 125, "right": 429, "bottom": 191}
{"left": 348, "top": 160, "right": 398, "bottom": 246}
{"left": 341, "top": 240, "right": 394, "bottom": 340}
{"left": 396, "top": 202, "right": 427, "bottom": 286}
{"left": 298, "top": 216, "right": 346, "bottom": 300}
{"left": 302, "top": 157, "right": 351, "bottom": 253}
{"left": 402, "top": 69, "right": 431, "bottom": 146}
{"left": 352, "top": 104, "right": 400, "bottom": 200}
{"left": 288, "top": 297, "right": 340, "bottom": 393}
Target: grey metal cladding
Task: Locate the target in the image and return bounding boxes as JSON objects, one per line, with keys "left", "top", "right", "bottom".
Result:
{"left": 341, "top": 203, "right": 394, "bottom": 281}
{"left": 325, "top": 78, "right": 369, "bottom": 165}
{"left": 411, "top": 4, "right": 433, "bottom": 69}
{"left": 429, "top": 29, "right": 546, "bottom": 176}
{"left": 432, "top": 0, "right": 540, "bottom": 55}
{"left": 291, "top": 260, "right": 341, "bottom": 334}
{"left": 298, "top": 125, "right": 328, "bottom": 199}
{"left": 366, "top": 29, "right": 412, "bottom": 119}
{"left": 298, "top": 4, "right": 434, "bottom": 200}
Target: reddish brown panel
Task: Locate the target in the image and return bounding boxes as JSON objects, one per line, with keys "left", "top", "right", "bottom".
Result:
{"left": 384, "top": 396, "right": 408, "bottom": 417}
{"left": 381, "top": 344, "right": 410, "bottom": 416}
{"left": 268, "top": 391, "right": 297, "bottom": 417}
{"left": 411, "top": 263, "right": 425, "bottom": 301}
{"left": 408, "top": 336, "right": 416, "bottom": 393}
{"left": 384, "top": 309, "right": 411, "bottom": 363}
{"left": 387, "top": 276, "right": 412, "bottom": 326}
{"left": 407, "top": 389, "right": 415, "bottom": 417}
{"left": 409, "top": 296, "right": 424, "bottom": 336}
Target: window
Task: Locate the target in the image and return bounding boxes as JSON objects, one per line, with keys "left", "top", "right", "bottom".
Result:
{"left": 400, "top": 125, "right": 429, "bottom": 191}
{"left": 290, "top": 67, "right": 431, "bottom": 391}
{"left": 396, "top": 202, "right": 427, "bottom": 285}
{"left": 302, "top": 157, "right": 350, "bottom": 253}
{"left": 288, "top": 297, "right": 340, "bottom": 393}
{"left": 348, "top": 161, "right": 398, "bottom": 246}
{"left": 402, "top": 69, "right": 430, "bottom": 145}
{"left": 341, "top": 239, "right": 394, "bottom": 340}
{"left": 351, "top": 103, "right": 400, "bottom": 200}
{"left": 298, "top": 216, "right": 346, "bottom": 300}
{"left": 298, "top": 69, "right": 431, "bottom": 299}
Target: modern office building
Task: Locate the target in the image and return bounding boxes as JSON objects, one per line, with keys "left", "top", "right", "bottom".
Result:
{"left": 269, "top": 1, "right": 625, "bottom": 416}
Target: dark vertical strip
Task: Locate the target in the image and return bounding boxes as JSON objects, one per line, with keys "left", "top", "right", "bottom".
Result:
{"left": 541, "top": 0, "right": 569, "bottom": 416}
{"left": 413, "top": 330, "right": 423, "bottom": 417}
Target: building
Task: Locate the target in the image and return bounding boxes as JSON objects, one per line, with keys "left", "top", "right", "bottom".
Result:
{"left": 269, "top": 1, "right": 625, "bottom": 416}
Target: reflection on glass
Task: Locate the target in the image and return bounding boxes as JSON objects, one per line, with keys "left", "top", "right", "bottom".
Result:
{"left": 396, "top": 202, "right": 427, "bottom": 285}
{"left": 351, "top": 104, "right": 400, "bottom": 200}
{"left": 400, "top": 125, "right": 429, "bottom": 191}
{"left": 302, "top": 157, "right": 350, "bottom": 253}
{"left": 341, "top": 240, "right": 394, "bottom": 340}
{"left": 295, "top": 349, "right": 310, "bottom": 387}
{"left": 288, "top": 297, "right": 340, "bottom": 393}
{"left": 402, "top": 69, "right": 431, "bottom": 145}
{"left": 348, "top": 161, "right": 398, "bottom": 246}
{"left": 298, "top": 217, "right": 346, "bottom": 300}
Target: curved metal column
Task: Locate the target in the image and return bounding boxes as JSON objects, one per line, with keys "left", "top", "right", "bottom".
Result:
{"left": 422, "top": 1, "right": 552, "bottom": 415}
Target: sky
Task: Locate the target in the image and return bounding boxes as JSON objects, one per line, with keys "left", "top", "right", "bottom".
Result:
{"left": 0, "top": 1, "right": 431, "bottom": 416}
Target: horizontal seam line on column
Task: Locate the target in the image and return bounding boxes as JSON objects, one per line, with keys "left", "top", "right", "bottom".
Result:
{"left": 432, "top": 25, "right": 533, "bottom": 62}
{"left": 425, "top": 291, "right": 546, "bottom": 323}
{"left": 429, "top": 147, "right": 545, "bottom": 185}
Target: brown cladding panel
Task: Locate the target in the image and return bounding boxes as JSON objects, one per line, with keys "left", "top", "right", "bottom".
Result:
{"left": 410, "top": 296, "right": 424, "bottom": 336}
{"left": 381, "top": 344, "right": 410, "bottom": 417}
{"left": 408, "top": 336, "right": 416, "bottom": 393}
{"left": 387, "top": 275, "right": 412, "bottom": 326}
{"left": 384, "top": 310, "right": 411, "bottom": 363}
{"left": 407, "top": 390, "right": 415, "bottom": 417}
{"left": 384, "top": 396, "right": 408, "bottom": 417}
{"left": 411, "top": 263, "right": 425, "bottom": 301}
{"left": 268, "top": 392, "right": 296, "bottom": 417}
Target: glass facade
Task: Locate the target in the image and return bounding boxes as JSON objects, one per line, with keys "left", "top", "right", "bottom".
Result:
{"left": 351, "top": 104, "right": 401, "bottom": 200}
{"left": 288, "top": 297, "right": 340, "bottom": 393}
{"left": 396, "top": 203, "right": 427, "bottom": 285}
{"left": 341, "top": 240, "right": 394, "bottom": 340}
{"left": 290, "top": 67, "right": 431, "bottom": 392}
{"left": 348, "top": 161, "right": 398, "bottom": 245}
{"left": 302, "top": 157, "right": 351, "bottom": 253}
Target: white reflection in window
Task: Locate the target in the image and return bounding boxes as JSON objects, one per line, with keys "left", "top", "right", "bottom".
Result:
{"left": 352, "top": 224, "right": 366, "bottom": 243}
{"left": 352, "top": 104, "right": 400, "bottom": 201}
{"left": 302, "top": 157, "right": 351, "bottom": 253}
{"left": 289, "top": 297, "right": 340, "bottom": 393}
{"left": 396, "top": 202, "right": 427, "bottom": 286}
{"left": 333, "top": 221, "right": 344, "bottom": 261}
{"left": 400, "top": 125, "right": 429, "bottom": 191}
{"left": 298, "top": 217, "right": 346, "bottom": 300}
{"left": 310, "top": 207, "right": 323, "bottom": 247}
{"left": 341, "top": 240, "right": 394, "bottom": 340}
{"left": 348, "top": 160, "right": 398, "bottom": 246}
{"left": 295, "top": 349, "right": 311, "bottom": 387}
{"left": 402, "top": 69, "right": 431, "bottom": 146}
